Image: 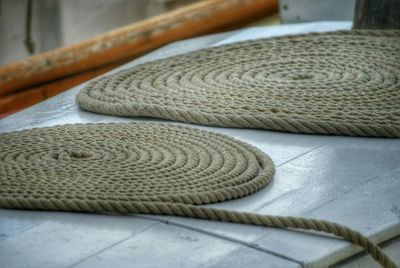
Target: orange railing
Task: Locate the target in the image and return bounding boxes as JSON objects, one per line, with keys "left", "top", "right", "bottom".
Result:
{"left": 0, "top": 0, "right": 278, "bottom": 117}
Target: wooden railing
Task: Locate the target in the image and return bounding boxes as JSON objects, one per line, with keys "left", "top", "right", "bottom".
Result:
{"left": 0, "top": 0, "right": 278, "bottom": 117}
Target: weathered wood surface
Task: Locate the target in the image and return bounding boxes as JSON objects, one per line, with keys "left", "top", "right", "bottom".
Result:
{"left": 353, "top": 0, "right": 400, "bottom": 29}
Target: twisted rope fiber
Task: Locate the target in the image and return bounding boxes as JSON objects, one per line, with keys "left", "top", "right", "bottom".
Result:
{"left": 77, "top": 30, "right": 400, "bottom": 137}
{"left": 0, "top": 123, "right": 396, "bottom": 267}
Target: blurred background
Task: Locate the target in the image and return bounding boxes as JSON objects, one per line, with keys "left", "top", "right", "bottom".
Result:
{"left": 0, "top": 0, "right": 397, "bottom": 118}
{"left": 1, "top": 0, "right": 201, "bottom": 65}
{"left": 0, "top": 0, "right": 358, "bottom": 65}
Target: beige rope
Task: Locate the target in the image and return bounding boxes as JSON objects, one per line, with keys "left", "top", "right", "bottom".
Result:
{"left": 0, "top": 123, "right": 396, "bottom": 267}
{"left": 77, "top": 30, "right": 400, "bottom": 138}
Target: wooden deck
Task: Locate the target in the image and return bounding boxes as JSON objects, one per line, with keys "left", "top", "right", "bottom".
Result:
{"left": 0, "top": 23, "right": 399, "bottom": 268}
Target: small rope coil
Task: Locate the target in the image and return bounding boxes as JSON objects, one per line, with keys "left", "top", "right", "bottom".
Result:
{"left": 0, "top": 123, "right": 396, "bottom": 267}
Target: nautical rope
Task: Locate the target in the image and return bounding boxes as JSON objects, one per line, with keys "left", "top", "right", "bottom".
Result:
{"left": 77, "top": 30, "right": 400, "bottom": 138}
{"left": 0, "top": 123, "right": 396, "bottom": 267}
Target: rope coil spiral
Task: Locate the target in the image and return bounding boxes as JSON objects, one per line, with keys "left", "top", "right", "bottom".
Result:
{"left": 77, "top": 30, "right": 400, "bottom": 138}
{"left": 0, "top": 123, "right": 397, "bottom": 267}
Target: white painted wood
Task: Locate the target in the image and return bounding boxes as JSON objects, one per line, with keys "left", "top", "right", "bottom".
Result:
{"left": 280, "top": 0, "right": 355, "bottom": 23}
{"left": 0, "top": 23, "right": 398, "bottom": 268}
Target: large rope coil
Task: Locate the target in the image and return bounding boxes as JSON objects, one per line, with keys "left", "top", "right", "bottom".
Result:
{"left": 78, "top": 30, "right": 400, "bottom": 137}
{"left": 0, "top": 123, "right": 396, "bottom": 267}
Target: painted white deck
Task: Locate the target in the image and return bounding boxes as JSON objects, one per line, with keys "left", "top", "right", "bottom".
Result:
{"left": 0, "top": 22, "right": 399, "bottom": 268}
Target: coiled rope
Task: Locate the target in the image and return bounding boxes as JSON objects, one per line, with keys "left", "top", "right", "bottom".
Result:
{"left": 77, "top": 30, "right": 400, "bottom": 138}
{"left": 0, "top": 123, "right": 396, "bottom": 267}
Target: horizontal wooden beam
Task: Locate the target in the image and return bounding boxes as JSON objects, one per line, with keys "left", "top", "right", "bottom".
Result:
{"left": 0, "top": 60, "right": 124, "bottom": 115}
{"left": 0, "top": 0, "right": 278, "bottom": 96}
